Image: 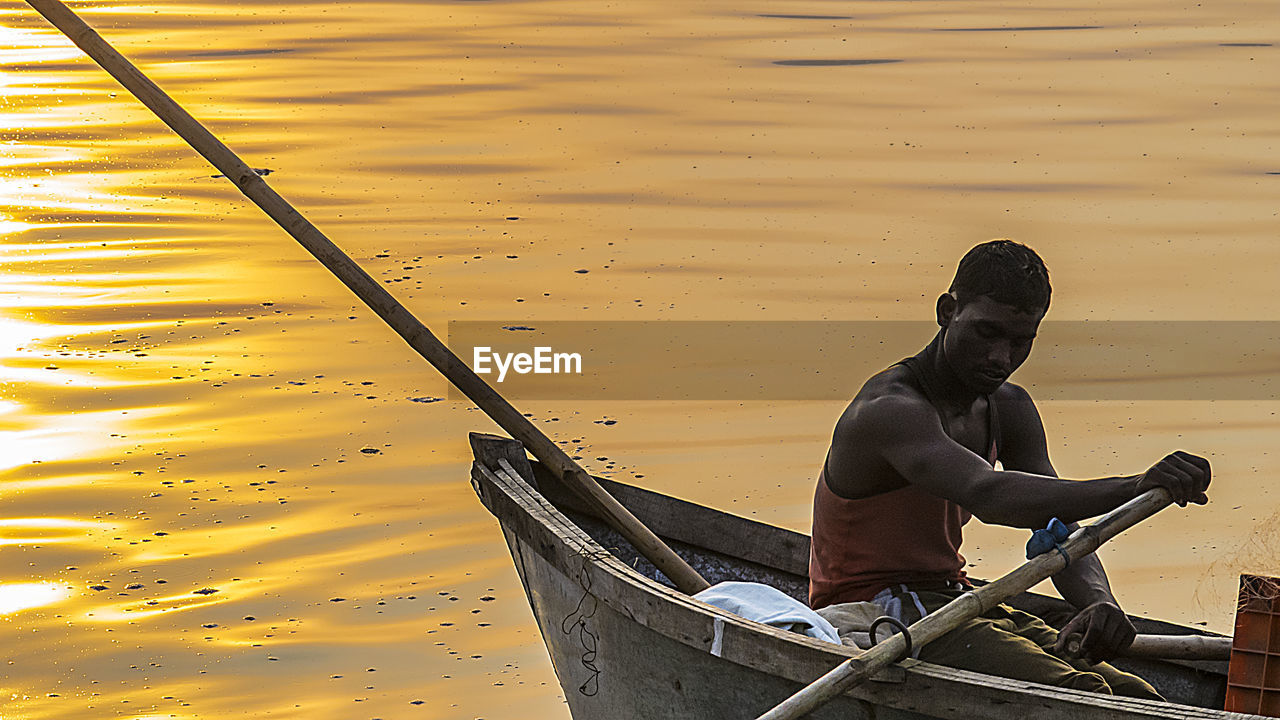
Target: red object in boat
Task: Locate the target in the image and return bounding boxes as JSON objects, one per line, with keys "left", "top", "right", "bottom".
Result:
{"left": 1226, "top": 574, "right": 1280, "bottom": 716}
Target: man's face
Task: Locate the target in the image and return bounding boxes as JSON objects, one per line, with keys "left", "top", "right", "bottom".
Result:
{"left": 940, "top": 293, "right": 1044, "bottom": 394}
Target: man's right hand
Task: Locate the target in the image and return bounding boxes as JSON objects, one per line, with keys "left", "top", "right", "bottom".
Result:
{"left": 1135, "top": 451, "right": 1211, "bottom": 507}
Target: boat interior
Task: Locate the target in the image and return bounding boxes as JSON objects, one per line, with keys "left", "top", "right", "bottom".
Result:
{"left": 508, "top": 454, "right": 1234, "bottom": 712}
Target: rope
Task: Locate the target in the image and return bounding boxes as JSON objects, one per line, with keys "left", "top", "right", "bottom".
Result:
{"left": 559, "top": 560, "right": 602, "bottom": 696}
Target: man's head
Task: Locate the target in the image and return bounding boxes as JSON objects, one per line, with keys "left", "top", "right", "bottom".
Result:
{"left": 948, "top": 239, "right": 1051, "bottom": 314}
{"left": 936, "top": 240, "right": 1050, "bottom": 394}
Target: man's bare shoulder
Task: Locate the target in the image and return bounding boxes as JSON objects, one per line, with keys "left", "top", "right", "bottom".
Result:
{"left": 826, "top": 365, "right": 943, "bottom": 497}
{"left": 992, "top": 380, "right": 1039, "bottom": 419}
{"left": 852, "top": 364, "right": 927, "bottom": 403}
{"left": 836, "top": 365, "right": 936, "bottom": 436}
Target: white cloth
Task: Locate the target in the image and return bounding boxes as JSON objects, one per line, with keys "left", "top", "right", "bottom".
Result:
{"left": 694, "top": 581, "right": 840, "bottom": 644}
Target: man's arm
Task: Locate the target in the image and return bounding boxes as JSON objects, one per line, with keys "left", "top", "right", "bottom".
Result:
{"left": 847, "top": 385, "right": 1210, "bottom": 530}
{"left": 995, "top": 385, "right": 1135, "bottom": 661}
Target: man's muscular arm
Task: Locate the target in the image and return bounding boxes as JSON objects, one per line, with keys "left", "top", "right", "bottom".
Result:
{"left": 843, "top": 384, "right": 1210, "bottom": 529}
{"left": 996, "top": 385, "right": 1135, "bottom": 662}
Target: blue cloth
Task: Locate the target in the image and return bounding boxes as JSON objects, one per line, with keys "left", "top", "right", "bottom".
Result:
{"left": 694, "top": 581, "right": 840, "bottom": 643}
{"left": 1026, "top": 517, "right": 1071, "bottom": 560}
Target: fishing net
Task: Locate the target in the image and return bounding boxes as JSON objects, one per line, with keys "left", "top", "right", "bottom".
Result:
{"left": 1193, "top": 507, "right": 1280, "bottom": 617}
{"left": 1236, "top": 574, "right": 1280, "bottom": 615}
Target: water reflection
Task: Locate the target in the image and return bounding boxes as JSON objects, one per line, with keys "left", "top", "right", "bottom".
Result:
{"left": 0, "top": 582, "right": 70, "bottom": 615}
{"left": 0, "top": 517, "right": 102, "bottom": 545}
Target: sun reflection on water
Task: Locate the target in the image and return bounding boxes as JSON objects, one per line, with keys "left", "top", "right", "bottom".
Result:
{"left": 0, "top": 213, "right": 34, "bottom": 234}
{"left": 0, "top": 582, "right": 70, "bottom": 616}
{"left": 0, "top": 517, "right": 103, "bottom": 547}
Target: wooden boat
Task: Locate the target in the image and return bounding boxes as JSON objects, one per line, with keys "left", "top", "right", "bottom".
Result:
{"left": 470, "top": 434, "right": 1255, "bottom": 719}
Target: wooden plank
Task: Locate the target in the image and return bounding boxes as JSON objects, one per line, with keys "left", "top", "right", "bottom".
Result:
{"left": 469, "top": 432, "right": 537, "bottom": 489}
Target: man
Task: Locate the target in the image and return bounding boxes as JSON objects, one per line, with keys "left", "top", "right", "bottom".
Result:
{"left": 809, "top": 239, "right": 1210, "bottom": 698}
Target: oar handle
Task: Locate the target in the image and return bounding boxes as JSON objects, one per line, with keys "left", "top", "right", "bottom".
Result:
{"left": 1063, "top": 632, "right": 1231, "bottom": 662}
{"left": 756, "top": 488, "right": 1174, "bottom": 720}
{"left": 24, "top": 0, "right": 711, "bottom": 595}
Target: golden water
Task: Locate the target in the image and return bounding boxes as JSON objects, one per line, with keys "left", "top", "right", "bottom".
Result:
{"left": 1, "top": 1, "right": 1277, "bottom": 717}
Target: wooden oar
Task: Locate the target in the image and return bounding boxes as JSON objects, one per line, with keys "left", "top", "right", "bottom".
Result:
{"left": 756, "top": 487, "right": 1176, "bottom": 720}
{"left": 24, "top": 0, "right": 710, "bottom": 595}
{"left": 1066, "top": 633, "right": 1232, "bottom": 662}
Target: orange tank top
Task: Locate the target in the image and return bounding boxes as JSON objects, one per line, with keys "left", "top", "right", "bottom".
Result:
{"left": 808, "top": 357, "right": 999, "bottom": 610}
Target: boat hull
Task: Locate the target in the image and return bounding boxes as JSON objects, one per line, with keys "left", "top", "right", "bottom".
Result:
{"left": 470, "top": 434, "right": 1249, "bottom": 719}
{"left": 500, "top": 524, "right": 886, "bottom": 719}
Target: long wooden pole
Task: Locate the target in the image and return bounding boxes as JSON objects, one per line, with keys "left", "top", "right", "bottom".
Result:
{"left": 1070, "top": 633, "right": 1231, "bottom": 662}
{"left": 756, "top": 487, "right": 1175, "bottom": 720}
{"left": 25, "top": 0, "right": 710, "bottom": 595}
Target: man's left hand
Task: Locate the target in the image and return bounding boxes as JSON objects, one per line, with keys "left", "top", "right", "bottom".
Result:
{"left": 1054, "top": 601, "right": 1136, "bottom": 663}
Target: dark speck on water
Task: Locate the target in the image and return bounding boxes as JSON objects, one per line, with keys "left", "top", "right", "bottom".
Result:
{"left": 758, "top": 14, "right": 852, "bottom": 20}
{"left": 193, "top": 588, "right": 219, "bottom": 595}
{"left": 574, "top": 269, "right": 589, "bottom": 274}
{"left": 188, "top": 48, "right": 294, "bottom": 58}
{"left": 407, "top": 396, "right": 443, "bottom": 403}
{"left": 774, "top": 59, "right": 902, "bottom": 67}
{"left": 937, "top": 25, "right": 1102, "bottom": 32}
{"left": 501, "top": 326, "right": 535, "bottom": 331}
{"left": 1220, "top": 42, "right": 1272, "bottom": 47}
{"left": 359, "top": 447, "right": 380, "bottom": 454}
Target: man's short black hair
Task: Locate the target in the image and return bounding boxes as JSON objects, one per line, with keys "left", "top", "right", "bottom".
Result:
{"left": 949, "top": 239, "right": 1051, "bottom": 313}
